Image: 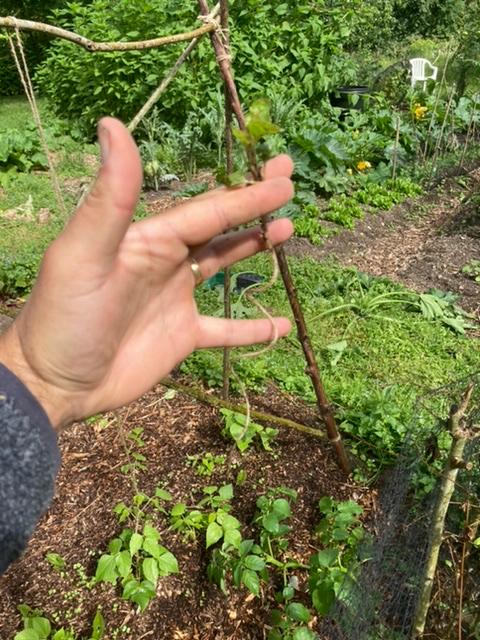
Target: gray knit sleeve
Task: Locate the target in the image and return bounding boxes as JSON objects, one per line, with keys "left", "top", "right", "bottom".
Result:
{"left": 0, "top": 363, "right": 60, "bottom": 573}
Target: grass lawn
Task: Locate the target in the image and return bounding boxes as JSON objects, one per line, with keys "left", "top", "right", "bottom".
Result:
{"left": 0, "top": 96, "right": 99, "bottom": 294}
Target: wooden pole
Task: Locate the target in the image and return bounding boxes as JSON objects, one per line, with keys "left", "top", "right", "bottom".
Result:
{"left": 220, "top": 0, "right": 234, "bottom": 400}
{"left": 161, "top": 378, "right": 327, "bottom": 440}
{"left": 197, "top": 0, "right": 351, "bottom": 474}
{"left": 412, "top": 385, "right": 474, "bottom": 638}
{"left": 0, "top": 16, "right": 217, "bottom": 51}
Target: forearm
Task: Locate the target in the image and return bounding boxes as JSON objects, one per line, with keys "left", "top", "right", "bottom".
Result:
{"left": 0, "top": 363, "right": 60, "bottom": 573}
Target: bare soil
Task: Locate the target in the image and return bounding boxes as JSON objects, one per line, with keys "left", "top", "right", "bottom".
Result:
{"left": 0, "top": 162, "right": 479, "bottom": 639}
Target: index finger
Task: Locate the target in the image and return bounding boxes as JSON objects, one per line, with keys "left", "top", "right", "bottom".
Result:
{"left": 142, "top": 176, "right": 294, "bottom": 247}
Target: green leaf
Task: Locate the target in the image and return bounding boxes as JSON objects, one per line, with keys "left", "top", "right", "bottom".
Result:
{"left": 95, "top": 554, "right": 118, "bottom": 585}
{"left": 244, "top": 555, "right": 266, "bottom": 572}
{"left": 242, "top": 569, "right": 260, "bottom": 596}
{"left": 263, "top": 513, "right": 281, "bottom": 534}
{"left": 46, "top": 553, "right": 66, "bottom": 572}
{"left": 143, "top": 537, "right": 161, "bottom": 560}
{"left": 272, "top": 498, "right": 291, "bottom": 519}
{"left": 293, "top": 628, "right": 317, "bottom": 640}
{"left": 286, "top": 602, "right": 311, "bottom": 623}
{"left": 143, "top": 523, "right": 160, "bottom": 540}
{"left": 171, "top": 503, "right": 187, "bottom": 517}
{"left": 239, "top": 539, "right": 254, "bottom": 556}
{"left": 108, "top": 537, "right": 123, "bottom": 554}
{"left": 91, "top": 609, "right": 105, "bottom": 640}
{"left": 248, "top": 119, "right": 280, "bottom": 142}
{"left": 142, "top": 557, "right": 159, "bottom": 585}
{"left": 157, "top": 551, "right": 179, "bottom": 575}
{"left": 318, "top": 497, "right": 334, "bottom": 513}
{"left": 155, "top": 488, "right": 173, "bottom": 501}
{"left": 216, "top": 512, "right": 240, "bottom": 531}
{"left": 218, "top": 484, "right": 234, "bottom": 501}
{"left": 232, "top": 130, "right": 252, "bottom": 148}
{"left": 115, "top": 550, "right": 132, "bottom": 579}
{"left": 314, "top": 549, "right": 339, "bottom": 567}
{"left": 129, "top": 533, "right": 144, "bottom": 556}
{"left": 223, "top": 528, "right": 242, "bottom": 549}
{"left": 14, "top": 631, "right": 40, "bottom": 640}
{"left": 28, "top": 616, "right": 51, "bottom": 638}
{"left": 122, "top": 578, "right": 156, "bottom": 611}
{"left": 206, "top": 522, "right": 223, "bottom": 548}
{"left": 312, "top": 583, "right": 336, "bottom": 615}
{"left": 217, "top": 167, "right": 247, "bottom": 187}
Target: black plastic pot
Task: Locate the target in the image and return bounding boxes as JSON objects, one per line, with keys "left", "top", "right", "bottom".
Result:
{"left": 235, "top": 273, "right": 265, "bottom": 292}
{"left": 330, "top": 85, "right": 370, "bottom": 112}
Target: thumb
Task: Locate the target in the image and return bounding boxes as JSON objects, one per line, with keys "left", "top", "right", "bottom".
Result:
{"left": 63, "top": 117, "right": 143, "bottom": 262}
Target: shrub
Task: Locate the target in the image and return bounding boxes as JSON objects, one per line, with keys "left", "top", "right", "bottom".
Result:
{"left": 36, "top": 0, "right": 368, "bottom": 137}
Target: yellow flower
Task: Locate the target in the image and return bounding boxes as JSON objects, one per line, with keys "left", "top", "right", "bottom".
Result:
{"left": 356, "top": 160, "right": 372, "bottom": 172}
{"left": 414, "top": 104, "right": 428, "bottom": 120}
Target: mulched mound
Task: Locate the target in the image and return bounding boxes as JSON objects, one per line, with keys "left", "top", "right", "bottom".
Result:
{"left": 0, "top": 383, "right": 371, "bottom": 639}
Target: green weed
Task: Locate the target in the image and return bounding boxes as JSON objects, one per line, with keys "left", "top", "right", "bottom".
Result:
{"left": 221, "top": 409, "right": 278, "bottom": 453}
{"left": 309, "top": 498, "right": 364, "bottom": 616}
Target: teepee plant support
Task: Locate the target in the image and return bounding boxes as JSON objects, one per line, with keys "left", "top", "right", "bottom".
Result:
{"left": 1, "top": 1, "right": 351, "bottom": 475}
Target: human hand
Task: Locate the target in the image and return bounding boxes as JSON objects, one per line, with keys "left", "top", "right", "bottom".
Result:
{"left": 0, "top": 118, "right": 294, "bottom": 429}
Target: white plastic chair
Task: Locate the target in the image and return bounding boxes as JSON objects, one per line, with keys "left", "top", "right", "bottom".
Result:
{"left": 409, "top": 58, "right": 438, "bottom": 90}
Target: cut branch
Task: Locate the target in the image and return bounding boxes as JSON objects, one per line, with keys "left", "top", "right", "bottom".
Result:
{"left": 128, "top": 4, "right": 220, "bottom": 132}
{"left": 0, "top": 16, "right": 217, "bottom": 51}
{"left": 162, "top": 378, "right": 327, "bottom": 440}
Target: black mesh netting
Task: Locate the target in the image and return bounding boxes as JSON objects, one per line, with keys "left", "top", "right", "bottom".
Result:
{"left": 320, "top": 373, "right": 480, "bottom": 640}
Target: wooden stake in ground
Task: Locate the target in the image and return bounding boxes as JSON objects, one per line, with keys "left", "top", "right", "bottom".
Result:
{"left": 197, "top": 0, "right": 351, "bottom": 475}
{"left": 220, "top": 0, "right": 234, "bottom": 401}
{"left": 412, "top": 384, "right": 475, "bottom": 638}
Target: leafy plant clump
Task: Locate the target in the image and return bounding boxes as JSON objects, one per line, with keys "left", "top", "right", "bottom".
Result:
{"left": 309, "top": 497, "right": 364, "bottom": 616}
{"left": 221, "top": 408, "right": 278, "bottom": 453}
{"left": 0, "top": 125, "right": 48, "bottom": 173}
{"left": 14, "top": 604, "right": 104, "bottom": 640}
{"left": 95, "top": 523, "right": 178, "bottom": 611}
{"left": 461, "top": 259, "right": 480, "bottom": 283}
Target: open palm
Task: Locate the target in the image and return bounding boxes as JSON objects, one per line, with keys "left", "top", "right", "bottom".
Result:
{"left": 0, "top": 118, "right": 294, "bottom": 428}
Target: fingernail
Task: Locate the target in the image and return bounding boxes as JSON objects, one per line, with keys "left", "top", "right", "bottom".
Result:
{"left": 98, "top": 124, "right": 110, "bottom": 165}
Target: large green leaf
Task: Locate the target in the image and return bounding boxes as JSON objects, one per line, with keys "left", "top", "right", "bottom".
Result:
{"left": 95, "top": 554, "right": 118, "bottom": 585}
{"left": 242, "top": 569, "right": 260, "bottom": 596}
{"left": 286, "top": 602, "right": 311, "bottom": 623}
{"left": 142, "top": 557, "right": 159, "bottom": 585}
{"left": 206, "top": 522, "right": 223, "bottom": 548}
{"left": 157, "top": 551, "right": 179, "bottom": 575}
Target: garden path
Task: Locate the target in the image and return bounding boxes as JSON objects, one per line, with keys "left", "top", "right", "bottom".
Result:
{"left": 287, "top": 166, "right": 480, "bottom": 318}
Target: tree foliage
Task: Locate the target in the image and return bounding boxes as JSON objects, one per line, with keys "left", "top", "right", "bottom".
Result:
{"left": 0, "top": 0, "right": 92, "bottom": 96}
{"left": 33, "top": 0, "right": 400, "bottom": 136}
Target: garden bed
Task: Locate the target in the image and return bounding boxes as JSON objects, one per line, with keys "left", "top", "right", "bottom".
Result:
{"left": 287, "top": 164, "right": 480, "bottom": 318}
{"left": 0, "top": 381, "right": 372, "bottom": 639}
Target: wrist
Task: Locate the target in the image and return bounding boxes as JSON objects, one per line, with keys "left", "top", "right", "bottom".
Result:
{"left": 0, "top": 323, "right": 73, "bottom": 430}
